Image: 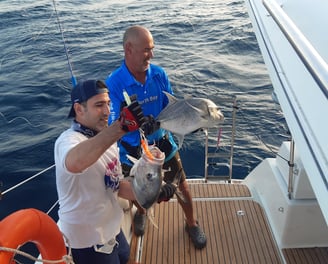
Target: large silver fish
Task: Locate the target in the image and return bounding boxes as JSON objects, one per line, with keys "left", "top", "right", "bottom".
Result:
{"left": 157, "top": 91, "right": 224, "bottom": 148}
{"left": 129, "top": 145, "right": 165, "bottom": 209}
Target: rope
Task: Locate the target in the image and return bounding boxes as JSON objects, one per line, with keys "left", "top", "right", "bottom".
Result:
{"left": 46, "top": 199, "right": 59, "bottom": 215}
{"left": 2, "top": 165, "right": 55, "bottom": 196}
{"left": 237, "top": 103, "right": 290, "bottom": 162}
{"left": 0, "top": 247, "right": 74, "bottom": 264}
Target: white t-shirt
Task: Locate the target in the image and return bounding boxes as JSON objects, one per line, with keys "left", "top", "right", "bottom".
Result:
{"left": 54, "top": 128, "right": 124, "bottom": 248}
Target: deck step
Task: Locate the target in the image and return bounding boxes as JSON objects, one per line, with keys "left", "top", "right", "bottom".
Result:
{"left": 283, "top": 247, "right": 328, "bottom": 264}
{"left": 188, "top": 182, "right": 251, "bottom": 198}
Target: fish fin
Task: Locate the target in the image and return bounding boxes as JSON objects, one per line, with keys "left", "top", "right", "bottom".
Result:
{"left": 147, "top": 207, "right": 158, "bottom": 229}
{"left": 175, "top": 189, "right": 188, "bottom": 203}
{"left": 176, "top": 134, "right": 185, "bottom": 149}
{"left": 163, "top": 91, "right": 178, "bottom": 104}
{"left": 126, "top": 155, "right": 138, "bottom": 164}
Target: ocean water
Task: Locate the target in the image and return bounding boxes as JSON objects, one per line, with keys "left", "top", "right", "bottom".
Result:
{"left": 0, "top": 0, "right": 288, "bottom": 224}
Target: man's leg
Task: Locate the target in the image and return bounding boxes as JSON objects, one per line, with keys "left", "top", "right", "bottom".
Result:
{"left": 132, "top": 201, "right": 147, "bottom": 236}
{"left": 177, "top": 180, "right": 207, "bottom": 249}
{"left": 164, "top": 152, "right": 207, "bottom": 249}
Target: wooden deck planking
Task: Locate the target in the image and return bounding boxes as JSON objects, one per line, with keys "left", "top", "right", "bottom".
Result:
{"left": 188, "top": 182, "right": 251, "bottom": 198}
{"left": 129, "top": 198, "right": 282, "bottom": 264}
{"left": 128, "top": 182, "right": 327, "bottom": 264}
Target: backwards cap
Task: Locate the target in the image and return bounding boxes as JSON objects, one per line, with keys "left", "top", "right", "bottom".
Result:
{"left": 68, "top": 79, "right": 108, "bottom": 118}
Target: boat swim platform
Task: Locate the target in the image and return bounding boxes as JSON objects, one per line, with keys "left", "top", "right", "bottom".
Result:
{"left": 128, "top": 181, "right": 328, "bottom": 264}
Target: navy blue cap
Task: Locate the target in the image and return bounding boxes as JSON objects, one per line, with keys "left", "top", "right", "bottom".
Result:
{"left": 68, "top": 79, "right": 108, "bottom": 118}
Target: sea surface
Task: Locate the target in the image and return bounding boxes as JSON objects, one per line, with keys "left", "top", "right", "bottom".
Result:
{"left": 0, "top": 0, "right": 288, "bottom": 228}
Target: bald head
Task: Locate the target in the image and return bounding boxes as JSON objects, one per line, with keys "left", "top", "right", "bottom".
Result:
{"left": 123, "top": 26, "right": 154, "bottom": 82}
{"left": 123, "top": 25, "right": 153, "bottom": 47}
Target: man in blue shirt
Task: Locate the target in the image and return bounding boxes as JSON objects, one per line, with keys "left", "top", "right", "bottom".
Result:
{"left": 106, "top": 25, "right": 206, "bottom": 249}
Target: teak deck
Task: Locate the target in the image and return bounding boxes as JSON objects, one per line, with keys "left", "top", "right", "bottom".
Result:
{"left": 128, "top": 181, "right": 328, "bottom": 264}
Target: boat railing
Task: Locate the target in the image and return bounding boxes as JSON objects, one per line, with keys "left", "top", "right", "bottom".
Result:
{"left": 262, "top": 0, "right": 328, "bottom": 99}
{"left": 1, "top": 165, "right": 55, "bottom": 197}
{"left": 204, "top": 96, "right": 237, "bottom": 182}
{"left": 0, "top": 164, "right": 59, "bottom": 216}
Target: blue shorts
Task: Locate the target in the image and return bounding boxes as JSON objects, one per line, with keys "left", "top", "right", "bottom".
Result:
{"left": 70, "top": 230, "right": 130, "bottom": 264}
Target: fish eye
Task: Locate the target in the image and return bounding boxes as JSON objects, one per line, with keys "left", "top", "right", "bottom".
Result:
{"left": 146, "top": 173, "right": 153, "bottom": 180}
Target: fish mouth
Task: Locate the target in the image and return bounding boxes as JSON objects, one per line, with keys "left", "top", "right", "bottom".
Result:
{"left": 217, "top": 111, "right": 224, "bottom": 120}
{"left": 210, "top": 107, "right": 224, "bottom": 121}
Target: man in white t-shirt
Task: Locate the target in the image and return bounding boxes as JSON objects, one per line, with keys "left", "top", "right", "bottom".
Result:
{"left": 55, "top": 79, "right": 146, "bottom": 264}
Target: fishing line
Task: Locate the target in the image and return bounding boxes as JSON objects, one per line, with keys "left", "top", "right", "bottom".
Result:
{"left": 0, "top": 112, "right": 42, "bottom": 128}
{"left": 237, "top": 106, "right": 289, "bottom": 162}
{"left": 52, "top": 0, "right": 77, "bottom": 87}
{"left": 20, "top": 8, "right": 56, "bottom": 54}
{"left": 0, "top": 7, "right": 54, "bottom": 71}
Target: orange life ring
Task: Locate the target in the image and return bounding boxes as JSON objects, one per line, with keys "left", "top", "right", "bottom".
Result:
{"left": 0, "top": 208, "right": 67, "bottom": 264}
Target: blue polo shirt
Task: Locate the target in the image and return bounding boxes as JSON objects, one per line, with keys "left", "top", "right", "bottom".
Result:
{"left": 105, "top": 61, "right": 178, "bottom": 165}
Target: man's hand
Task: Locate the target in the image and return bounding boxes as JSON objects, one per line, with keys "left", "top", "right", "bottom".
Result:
{"left": 157, "top": 183, "right": 176, "bottom": 203}
{"left": 119, "top": 95, "right": 145, "bottom": 132}
{"left": 141, "top": 115, "right": 160, "bottom": 136}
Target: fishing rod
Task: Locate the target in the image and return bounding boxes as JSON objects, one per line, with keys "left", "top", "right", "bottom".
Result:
{"left": 52, "top": 0, "right": 77, "bottom": 88}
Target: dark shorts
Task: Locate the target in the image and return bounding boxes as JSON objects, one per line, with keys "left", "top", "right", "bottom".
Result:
{"left": 122, "top": 152, "right": 186, "bottom": 184}
{"left": 70, "top": 230, "right": 129, "bottom": 264}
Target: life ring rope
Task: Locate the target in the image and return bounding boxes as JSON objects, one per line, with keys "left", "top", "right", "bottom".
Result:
{"left": 0, "top": 246, "right": 74, "bottom": 263}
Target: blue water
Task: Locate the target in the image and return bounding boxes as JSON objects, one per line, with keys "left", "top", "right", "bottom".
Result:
{"left": 0, "top": 0, "right": 288, "bottom": 224}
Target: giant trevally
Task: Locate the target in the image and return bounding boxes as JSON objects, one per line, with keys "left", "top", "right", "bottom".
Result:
{"left": 129, "top": 144, "right": 165, "bottom": 209}
{"left": 156, "top": 91, "right": 224, "bottom": 148}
